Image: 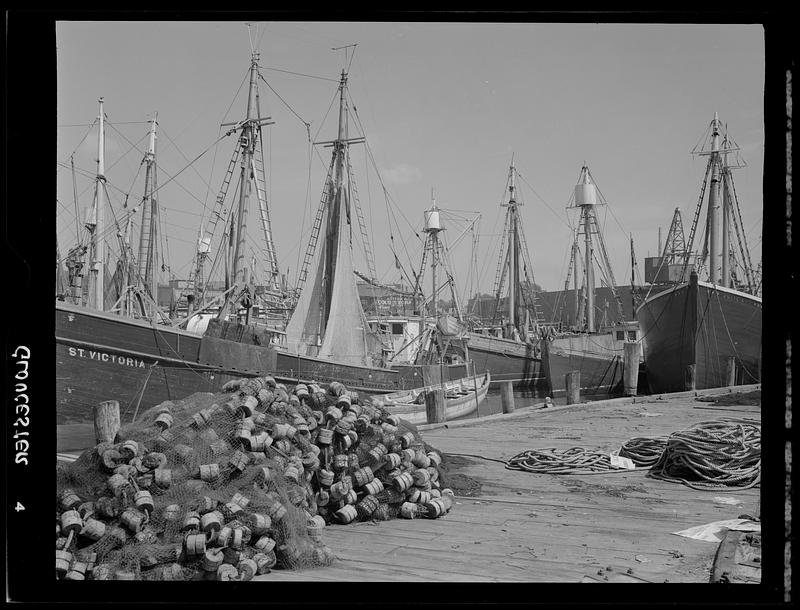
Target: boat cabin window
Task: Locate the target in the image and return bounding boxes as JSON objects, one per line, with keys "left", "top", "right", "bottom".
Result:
{"left": 392, "top": 323, "right": 404, "bottom": 335}
{"left": 627, "top": 330, "right": 637, "bottom": 341}
{"left": 616, "top": 331, "right": 625, "bottom": 341}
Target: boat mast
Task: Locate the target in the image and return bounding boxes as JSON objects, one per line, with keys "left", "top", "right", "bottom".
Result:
{"left": 507, "top": 162, "right": 518, "bottom": 335}
{"left": 137, "top": 113, "right": 159, "bottom": 305}
{"left": 706, "top": 112, "right": 723, "bottom": 284}
{"left": 425, "top": 191, "right": 443, "bottom": 319}
{"left": 87, "top": 97, "right": 106, "bottom": 311}
{"left": 218, "top": 51, "right": 271, "bottom": 322}
{"left": 575, "top": 166, "right": 596, "bottom": 332}
{"left": 721, "top": 127, "right": 731, "bottom": 287}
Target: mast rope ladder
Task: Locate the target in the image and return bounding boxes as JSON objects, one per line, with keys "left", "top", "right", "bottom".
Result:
{"left": 295, "top": 156, "right": 336, "bottom": 298}
{"left": 681, "top": 156, "right": 713, "bottom": 282}
{"left": 345, "top": 148, "right": 378, "bottom": 282}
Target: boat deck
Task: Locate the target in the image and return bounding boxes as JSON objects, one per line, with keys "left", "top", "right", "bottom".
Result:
{"left": 259, "top": 385, "right": 760, "bottom": 582}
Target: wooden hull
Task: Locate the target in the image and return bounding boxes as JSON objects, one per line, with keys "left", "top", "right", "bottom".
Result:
{"left": 376, "top": 372, "right": 492, "bottom": 425}
{"left": 464, "top": 333, "right": 548, "bottom": 394}
{"left": 542, "top": 332, "right": 626, "bottom": 398}
{"left": 636, "top": 276, "right": 762, "bottom": 393}
{"left": 56, "top": 302, "right": 433, "bottom": 424}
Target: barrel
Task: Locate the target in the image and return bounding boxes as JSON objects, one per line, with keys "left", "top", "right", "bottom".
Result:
{"left": 307, "top": 515, "right": 326, "bottom": 541}
{"left": 364, "top": 479, "right": 384, "bottom": 495}
{"left": 59, "top": 489, "right": 82, "bottom": 511}
{"left": 154, "top": 412, "right": 173, "bottom": 431}
{"left": 427, "top": 451, "right": 442, "bottom": 467}
{"left": 142, "top": 452, "right": 167, "bottom": 470}
{"left": 152, "top": 468, "right": 172, "bottom": 490}
{"left": 412, "top": 451, "right": 431, "bottom": 468}
{"left": 247, "top": 432, "right": 273, "bottom": 452}
{"left": 399, "top": 502, "right": 418, "bottom": 519}
{"left": 325, "top": 406, "right": 343, "bottom": 423}
{"left": 284, "top": 465, "right": 301, "bottom": 483}
{"left": 134, "top": 490, "right": 154, "bottom": 514}
{"left": 316, "top": 427, "right": 334, "bottom": 446}
{"left": 401, "top": 448, "right": 416, "bottom": 462}
{"left": 368, "top": 443, "right": 388, "bottom": 464}
{"left": 231, "top": 492, "right": 250, "bottom": 509}
{"left": 399, "top": 432, "right": 415, "bottom": 449}
{"left": 199, "top": 463, "right": 220, "bottom": 482}
{"left": 55, "top": 550, "right": 73, "bottom": 577}
{"left": 253, "top": 535, "right": 276, "bottom": 553}
{"left": 182, "top": 511, "right": 201, "bottom": 531}
{"left": 266, "top": 499, "right": 287, "bottom": 522}
{"left": 353, "top": 466, "right": 375, "bottom": 487}
{"left": 302, "top": 452, "right": 320, "bottom": 472}
{"left": 106, "top": 473, "right": 130, "bottom": 496}
{"left": 202, "top": 548, "right": 224, "bottom": 572}
{"left": 392, "top": 471, "right": 414, "bottom": 492}
{"left": 356, "top": 495, "right": 380, "bottom": 520}
{"left": 316, "top": 489, "right": 330, "bottom": 507}
{"left": 317, "top": 469, "right": 334, "bottom": 487}
{"left": 120, "top": 509, "right": 145, "bottom": 533}
{"left": 60, "top": 509, "right": 83, "bottom": 535}
{"left": 408, "top": 489, "right": 432, "bottom": 505}
{"left": 119, "top": 439, "right": 140, "bottom": 460}
{"left": 221, "top": 502, "right": 243, "bottom": 522}
{"left": 79, "top": 518, "right": 105, "bottom": 541}
{"left": 383, "top": 453, "right": 402, "bottom": 470}
{"left": 249, "top": 513, "right": 271, "bottom": 535}
{"left": 412, "top": 469, "right": 431, "bottom": 486}
{"left": 185, "top": 532, "right": 206, "bottom": 556}
{"left": 196, "top": 511, "right": 220, "bottom": 535}
{"left": 335, "top": 504, "right": 357, "bottom": 524}
{"left": 228, "top": 450, "right": 250, "bottom": 472}
{"left": 239, "top": 395, "right": 258, "bottom": 418}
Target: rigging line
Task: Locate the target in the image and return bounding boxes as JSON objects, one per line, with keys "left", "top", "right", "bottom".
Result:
{"left": 256, "top": 71, "right": 312, "bottom": 132}
{"left": 159, "top": 127, "right": 215, "bottom": 195}
{"left": 60, "top": 121, "right": 98, "bottom": 167}
{"left": 515, "top": 169, "right": 571, "bottom": 229}
{"left": 260, "top": 65, "right": 339, "bottom": 83}
{"left": 312, "top": 87, "right": 341, "bottom": 143}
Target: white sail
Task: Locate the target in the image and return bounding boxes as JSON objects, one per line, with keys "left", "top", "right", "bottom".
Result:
{"left": 317, "top": 185, "right": 370, "bottom": 365}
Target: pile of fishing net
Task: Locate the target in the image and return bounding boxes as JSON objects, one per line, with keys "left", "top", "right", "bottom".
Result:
{"left": 55, "top": 376, "right": 455, "bottom": 581}
{"left": 505, "top": 417, "right": 760, "bottom": 489}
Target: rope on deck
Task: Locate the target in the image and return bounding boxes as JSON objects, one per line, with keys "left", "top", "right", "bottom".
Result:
{"left": 503, "top": 418, "right": 760, "bottom": 488}
{"left": 505, "top": 447, "right": 633, "bottom": 475}
{"left": 618, "top": 437, "right": 669, "bottom": 467}
{"left": 647, "top": 418, "right": 761, "bottom": 490}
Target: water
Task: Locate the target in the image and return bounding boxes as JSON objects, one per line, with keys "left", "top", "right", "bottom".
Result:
{"left": 451, "top": 387, "right": 611, "bottom": 422}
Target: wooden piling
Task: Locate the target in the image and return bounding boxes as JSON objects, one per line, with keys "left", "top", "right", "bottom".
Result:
{"left": 500, "top": 381, "right": 515, "bottom": 414}
{"left": 94, "top": 400, "right": 121, "bottom": 445}
{"left": 565, "top": 371, "right": 581, "bottom": 405}
{"left": 623, "top": 342, "right": 639, "bottom": 396}
{"left": 684, "top": 364, "right": 696, "bottom": 391}
{"left": 425, "top": 388, "right": 446, "bottom": 424}
{"left": 726, "top": 357, "right": 737, "bottom": 386}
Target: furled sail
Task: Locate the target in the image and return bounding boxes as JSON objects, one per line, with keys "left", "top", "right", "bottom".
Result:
{"left": 285, "top": 177, "right": 371, "bottom": 366}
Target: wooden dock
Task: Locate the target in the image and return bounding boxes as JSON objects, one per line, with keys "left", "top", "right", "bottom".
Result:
{"left": 259, "top": 385, "right": 760, "bottom": 582}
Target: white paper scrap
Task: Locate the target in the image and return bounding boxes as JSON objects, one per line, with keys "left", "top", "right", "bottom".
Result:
{"left": 712, "top": 496, "right": 743, "bottom": 506}
{"left": 673, "top": 519, "right": 761, "bottom": 543}
{"left": 609, "top": 454, "right": 636, "bottom": 470}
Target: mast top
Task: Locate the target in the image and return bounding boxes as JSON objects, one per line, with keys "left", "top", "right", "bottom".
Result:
{"left": 424, "top": 190, "right": 443, "bottom": 233}
{"left": 573, "top": 165, "right": 598, "bottom": 208}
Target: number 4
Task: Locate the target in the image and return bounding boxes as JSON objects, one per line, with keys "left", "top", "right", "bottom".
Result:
{"left": 15, "top": 502, "right": 25, "bottom": 512}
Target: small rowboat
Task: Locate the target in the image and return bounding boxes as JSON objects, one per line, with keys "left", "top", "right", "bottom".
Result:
{"left": 373, "top": 371, "right": 491, "bottom": 425}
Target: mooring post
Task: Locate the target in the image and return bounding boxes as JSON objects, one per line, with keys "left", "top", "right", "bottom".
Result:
{"left": 726, "top": 357, "right": 737, "bottom": 386}
{"left": 94, "top": 400, "right": 121, "bottom": 444}
{"left": 565, "top": 371, "right": 581, "bottom": 405}
{"left": 500, "top": 380, "right": 515, "bottom": 414}
{"left": 425, "top": 388, "right": 447, "bottom": 424}
{"left": 684, "top": 364, "right": 696, "bottom": 391}
{"left": 623, "top": 342, "right": 640, "bottom": 396}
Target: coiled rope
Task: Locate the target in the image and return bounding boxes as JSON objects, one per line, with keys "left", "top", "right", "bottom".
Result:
{"left": 648, "top": 418, "right": 761, "bottom": 490}
{"left": 504, "top": 418, "right": 760, "bottom": 488}
{"left": 618, "top": 437, "right": 669, "bottom": 467}
{"left": 506, "top": 447, "right": 638, "bottom": 475}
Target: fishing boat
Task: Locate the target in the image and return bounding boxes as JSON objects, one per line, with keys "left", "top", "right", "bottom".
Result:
{"left": 542, "top": 165, "right": 641, "bottom": 398}
{"left": 56, "top": 49, "right": 465, "bottom": 432}
{"left": 448, "top": 161, "right": 549, "bottom": 393}
{"left": 373, "top": 371, "right": 491, "bottom": 425}
{"left": 636, "top": 114, "right": 762, "bottom": 393}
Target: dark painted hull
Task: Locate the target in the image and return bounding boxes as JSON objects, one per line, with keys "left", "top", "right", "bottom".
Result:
{"left": 542, "top": 333, "right": 625, "bottom": 398}
{"left": 465, "top": 333, "right": 548, "bottom": 395}
{"left": 636, "top": 277, "right": 762, "bottom": 394}
{"left": 56, "top": 302, "right": 432, "bottom": 425}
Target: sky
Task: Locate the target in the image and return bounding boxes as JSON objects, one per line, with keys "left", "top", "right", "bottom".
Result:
{"left": 56, "top": 20, "right": 765, "bottom": 301}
